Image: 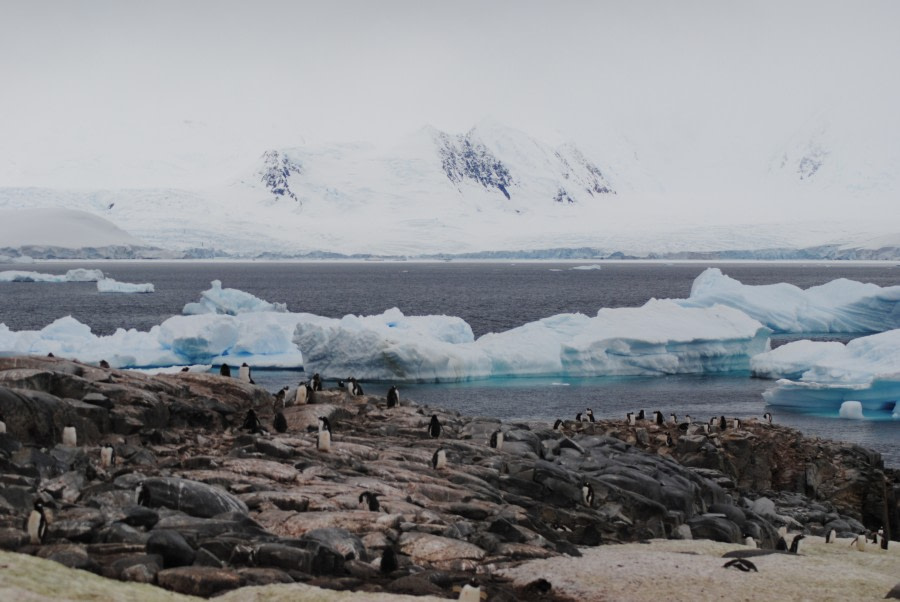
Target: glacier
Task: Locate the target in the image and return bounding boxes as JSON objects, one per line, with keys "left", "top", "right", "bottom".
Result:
{"left": 752, "top": 329, "right": 900, "bottom": 415}
{"left": 0, "top": 268, "right": 105, "bottom": 283}
{"left": 97, "top": 278, "right": 155, "bottom": 294}
{"left": 678, "top": 267, "right": 900, "bottom": 334}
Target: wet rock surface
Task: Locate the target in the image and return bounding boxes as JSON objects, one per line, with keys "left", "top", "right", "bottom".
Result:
{"left": 0, "top": 355, "right": 895, "bottom": 599}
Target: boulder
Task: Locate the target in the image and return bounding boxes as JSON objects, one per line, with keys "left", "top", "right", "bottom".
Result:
{"left": 157, "top": 566, "right": 242, "bottom": 597}
{"left": 146, "top": 530, "right": 196, "bottom": 568}
{"left": 137, "top": 477, "right": 248, "bottom": 517}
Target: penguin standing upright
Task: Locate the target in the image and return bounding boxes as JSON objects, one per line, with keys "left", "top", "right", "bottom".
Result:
{"left": 428, "top": 415, "right": 442, "bottom": 438}
{"left": 239, "top": 362, "right": 254, "bottom": 384}
{"left": 387, "top": 385, "right": 400, "bottom": 408}
{"left": 637, "top": 409, "right": 646, "bottom": 421}
{"left": 585, "top": 408, "right": 595, "bottom": 423}
{"left": 380, "top": 547, "right": 398, "bottom": 574}
{"left": 654, "top": 411, "right": 664, "bottom": 426}
{"left": 0, "top": 412, "right": 6, "bottom": 434}
{"left": 825, "top": 528, "right": 836, "bottom": 543}
{"left": 553, "top": 419, "right": 563, "bottom": 430}
{"left": 27, "top": 500, "right": 48, "bottom": 544}
{"left": 432, "top": 448, "right": 447, "bottom": 469}
{"left": 219, "top": 364, "right": 231, "bottom": 377}
{"left": 489, "top": 429, "right": 504, "bottom": 450}
{"left": 311, "top": 373, "right": 322, "bottom": 392}
{"left": 99, "top": 444, "right": 116, "bottom": 468}
{"left": 62, "top": 424, "right": 77, "bottom": 447}
{"left": 581, "top": 481, "right": 594, "bottom": 507}
{"left": 359, "top": 491, "right": 380, "bottom": 511}
{"left": 274, "top": 412, "right": 288, "bottom": 433}
{"left": 789, "top": 534, "right": 805, "bottom": 553}
{"left": 626, "top": 412, "right": 635, "bottom": 426}
{"left": 763, "top": 412, "right": 773, "bottom": 424}
{"left": 317, "top": 429, "right": 332, "bottom": 452}
{"left": 719, "top": 416, "right": 727, "bottom": 430}
{"left": 242, "top": 410, "right": 266, "bottom": 434}
{"left": 669, "top": 413, "right": 678, "bottom": 424}
{"left": 732, "top": 418, "right": 742, "bottom": 430}
{"left": 318, "top": 416, "right": 332, "bottom": 434}
{"left": 295, "top": 382, "right": 309, "bottom": 405}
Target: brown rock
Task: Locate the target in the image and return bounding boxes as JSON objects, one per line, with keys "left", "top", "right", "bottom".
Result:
{"left": 157, "top": 566, "right": 241, "bottom": 597}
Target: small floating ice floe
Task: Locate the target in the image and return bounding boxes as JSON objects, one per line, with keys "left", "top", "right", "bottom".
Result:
{"left": 839, "top": 401, "right": 865, "bottom": 420}
{"left": 97, "top": 278, "right": 155, "bottom": 293}
{"left": 571, "top": 264, "right": 602, "bottom": 271}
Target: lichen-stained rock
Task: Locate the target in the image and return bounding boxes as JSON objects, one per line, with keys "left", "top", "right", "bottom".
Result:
{"left": 137, "top": 477, "right": 248, "bottom": 517}
{"left": 398, "top": 532, "right": 485, "bottom": 567}
{"left": 157, "top": 566, "right": 242, "bottom": 597}
{"left": 269, "top": 511, "right": 398, "bottom": 539}
{"left": 222, "top": 458, "right": 299, "bottom": 483}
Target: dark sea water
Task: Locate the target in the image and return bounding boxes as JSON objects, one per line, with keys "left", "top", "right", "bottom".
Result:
{"left": 1, "top": 260, "right": 898, "bottom": 466}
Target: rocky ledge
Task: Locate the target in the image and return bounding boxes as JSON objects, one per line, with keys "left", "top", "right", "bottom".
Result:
{"left": 0, "top": 356, "right": 896, "bottom": 600}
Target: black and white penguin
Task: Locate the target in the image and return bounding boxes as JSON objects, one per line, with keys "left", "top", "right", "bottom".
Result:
{"left": 654, "top": 411, "right": 664, "bottom": 426}
{"left": 636, "top": 409, "right": 646, "bottom": 421}
{"left": 135, "top": 481, "right": 149, "bottom": 506}
{"left": 701, "top": 423, "right": 711, "bottom": 435}
{"left": 723, "top": 558, "right": 758, "bottom": 572}
{"left": 789, "top": 533, "right": 805, "bottom": 553}
{"left": 851, "top": 533, "right": 866, "bottom": 551}
{"left": 708, "top": 416, "right": 717, "bottom": 427}
{"left": 489, "top": 429, "right": 504, "bottom": 450}
{"left": 99, "top": 444, "right": 116, "bottom": 468}
{"left": 428, "top": 415, "right": 442, "bottom": 438}
{"left": 353, "top": 379, "right": 364, "bottom": 396}
{"left": 273, "top": 386, "right": 289, "bottom": 409}
{"left": 575, "top": 412, "right": 583, "bottom": 422}
{"left": 337, "top": 379, "right": 346, "bottom": 389}
{"left": 457, "top": 579, "right": 482, "bottom": 602}
{"left": 274, "top": 412, "right": 288, "bottom": 433}
{"left": 776, "top": 536, "right": 788, "bottom": 551}
{"left": 553, "top": 419, "right": 563, "bottom": 430}
{"left": 719, "top": 415, "right": 727, "bottom": 430}
{"left": 732, "top": 418, "right": 742, "bottom": 430}
{"left": 585, "top": 408, "right": 595, "bottom": 423}
{"left": 684, "top": 414, "right": 692, "bottom": 425}
{"left": 318, "top": 416, "right": 332, "bottom": 433}
{"left": 27, "top": 500, "right": 48, "bottom": 544}
{"left": 665, "top": 433, "right": 674, "bottom": 447}
{"left": 763, "top": 412, "right": 773, "bottom": 424}
{"left": 311, "top": 373, "right": 322, "bottom": 391}
{"left": 581, "top": 481, "right": 594, "bottom": 507}
{"left": 0, "top": 412, "right": 6, "bottom": 434}
{"left": 432, "top": 448, "right": 447, "bottom": 470}
{"left": 880, "top": 528, "right": 889, "bottom": 550}
{"left": 99, "top": 359, "right": 110, "bottom": 369}
{"left": 359, "top": 491, "right": 380, "bottom": 511}
{"left": 379, "top": 546, "right": 398, "bottom": 574}
{"left": 825, "top": 528, "right": 836, "bottom": 543}
{"left": 626, "top": 412, "right": 635, "bottom": 426}
{"left": 242, "top": 409, "right": 266, "bottom": 434}
{"left": 295, "top": 382, "right": 309, "bottom": 405}
{"left": 387, "top": 385, "right": 400, "bottom": 408}
{"left": 239, "top": 362, "right": 254, "bottom": 384}
{"left": 219, "top": 363, "right": 231, "bottom": 377}
{"left": 669, "top": 413, "right": 677, "bottom": 424}
{"left": 62, "top": 424, "right": 77, "bottom": 447}
{"left": 317, "top": 429, "right": 332, "bottom": 452}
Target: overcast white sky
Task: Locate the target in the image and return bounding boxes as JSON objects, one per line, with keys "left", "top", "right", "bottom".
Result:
{"left": 1, "top": 0, "right": 898, "bottom": 196}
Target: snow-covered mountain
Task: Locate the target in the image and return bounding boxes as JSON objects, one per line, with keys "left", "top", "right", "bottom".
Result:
{"left": 0, "top": 120, "right": 896, "bottom": 259}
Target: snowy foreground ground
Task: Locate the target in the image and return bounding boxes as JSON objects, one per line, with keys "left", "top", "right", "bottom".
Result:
{"left": 1, "top": 268, "right": 899, "bottom": 413}
{"left": 1, "top": 537, "right": 897, "bottom": 601}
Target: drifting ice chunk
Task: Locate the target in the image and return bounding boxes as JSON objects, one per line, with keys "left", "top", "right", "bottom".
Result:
{"left": 679, "top": 268, "right": 900, "bottom": 334}
{"left": 0, "top": 268, "right": 105, "bottom": 283}
{"left": 756, "top": 330, "right": 900, "bottom": 413}
{"left": 97, "top": 278, "right": 154, "bottom": 293}
{"left": 183, "top": 279, "right": 286, "bottom": 315}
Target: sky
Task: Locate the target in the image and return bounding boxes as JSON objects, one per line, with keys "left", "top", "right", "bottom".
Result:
{"left": 1, "top": 0, "right": 899, "bottom": 206}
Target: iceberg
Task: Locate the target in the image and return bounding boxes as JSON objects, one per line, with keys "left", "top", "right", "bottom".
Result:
{"left": 294, "top": 300, "right": 771, "bottom": 382}
{"left": 753, "top": 330, "right": 900, "bottom": 413}
{"left": 182, "top": 280, "right": 286, "bottom": 315}
{"left": 679, "top": 267, "right": 900, "bottom": 334}
{"left": 0, "top": 268, "right": 105, "bottom": 283}
{"left": 97, "top": 278, "right": 155, "bottom": 293}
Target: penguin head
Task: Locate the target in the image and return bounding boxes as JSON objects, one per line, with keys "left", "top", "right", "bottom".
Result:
{"left": 33, "top": 500, "right": 44, "bottom": 511}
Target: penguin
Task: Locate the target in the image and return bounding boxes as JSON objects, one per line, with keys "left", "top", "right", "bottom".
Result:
{"left": 709, "top": 416, "right": 717, "bottom": 427}
{"left": 337, "top": 379, "right": 345, "bottom": 389}
{"left": 789, "top": 534, "right": 805, "bottom": 553}
{"left": 880, "top": 530, "right": 889, "bottom": 550}
{"left": 135, "top": 481, "right": 149, "bottom": 506}
{"left": 274, "top": 412, "right": 288, "bottom": 433}
{"left": 27, "top": 500, "right": 48, "bottom": 544}
{"left": 654, "top": 411, "right": 664, "bottom": 426}
{"left": 0, "top": 412, "right": 6, "bottom": 434}
{"left": 219, "top": 363, "right": 231, "bottom": 377}
{"left": 581, "top": 481, "right": 594, "bottom": 507}
{"left": 359, "top": 491, "right": 380, "bottom": 511}
{"left": 432, "top": 448, "right": 447, "bottom": 470}
{"left": 637, "top": 409, "right": 646, "bottom": 421}
{"left": 763, "top": 412, "right": 773, "bottom": 424}
{"left": 732, "top": 418, "right": 742, "bottom": 430}
{"left": 851, "top": 534, "right": 866, "bottom": 551}
{"left": 99, "top": 443, "right": 116, "bottom": 468}
{"left": 825, "top": 528, "right": 836, "bottom": 543}
{"left": 62, "top": 424, "right": 77, "bottom": 447}
{"left": 318, "top": 416, "right": 332, "bottom": 433}
{"left": 719, "top": 415, "right": 727, "bottom": 430}
{"left": 575, "top": 412, "right": 583, "bottom": 422}
{"left": 723, "top": 558, "right": 758, "bottom": 572}
{"left": 776, "top": 536, "right": 788, "bottom": 551}
{"left": 311, "top": 373, "right": 322, "bottom": 391}
{"left": 585, "top": 408, "right": 595, "bottom": 423}
{"left": 669, "top": 413, "right": 677, "bottom": 424}
{"left": 489, "top": 429, "right": 504, "bottom": 450}
{"left": 457, "top": 579, "right": 482, "bottom": 602}
{"left": 553, "top": 419, "right": 563, "bottom": 430}
{"left": 428, "top": 415, "right": 442, "bottom": 438}
{"left": 99, "top": 359, "right": 110, "bottom": 369}
{"left": 242, "top": 409, "right": 266, "bottom": 434}
{"left": 701, "top": 423, "right": 711, "bottom": 435}
{"left": 239, "top": 362, "right": 254, "bottom": 384}
{"left": 273, "top": 386, "right": 289, "bottom": 409}
{"left": 743, "top": 534, "right": 757, "bottom": 548}
{"left": 387, "top": 385, "right": 400, "bottom": 408}
{"left": 379, "top": 546, "right": 398, "bottom": 574}
{"left": 295, "top": 382, "right": 309, "bottom": 405}
{"left": 684, "top": 414, "right": 692, "bottom": 425}
{"left": 353, "top": 380, "right": 364, "bottom": 396}
{"left": 626, "top": 412, "right": 635, "bottom": 426}
{"left": 317, "top": 429, "right": 331, "bottom": 452}
{"left": 665, "top": 433, "right": 674, "bottom": 447}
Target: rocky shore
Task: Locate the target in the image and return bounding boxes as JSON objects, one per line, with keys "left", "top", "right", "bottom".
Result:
{"left": 0, "top": 356, "right": 897, "bottom": 600}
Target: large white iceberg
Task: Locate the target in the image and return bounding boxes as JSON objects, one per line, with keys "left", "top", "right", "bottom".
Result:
{"left": 752, "top": 329, "right": 900, "bottom": 413}
{"left": 97, "top": 278, "right": 155, "bottom": 293}
{"left": 679, "top": 268, "right": 900, "bottom": 334}
{"left": 0, "top": 268, "right": 105, "bottom": 283}
{"left": 294, "top": 300, "right": 771, "bottom": 382}
{"left": 182, "top": 280, "right": 286, "bottom": 315}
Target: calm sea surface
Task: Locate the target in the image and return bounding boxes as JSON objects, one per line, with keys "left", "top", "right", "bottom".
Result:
{"left": 1, "top": 260, "right": 898, "bottom": 466}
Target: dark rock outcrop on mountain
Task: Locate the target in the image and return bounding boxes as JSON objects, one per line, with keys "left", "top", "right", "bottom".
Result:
{"left": 435, "top": 131, "right": 514, "bottom": 199}
{"left": 0, "top": 355, "right": 894, "bottom": 599}
{"left": 258, "top": 150, "right": 302, "bottom": 201}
